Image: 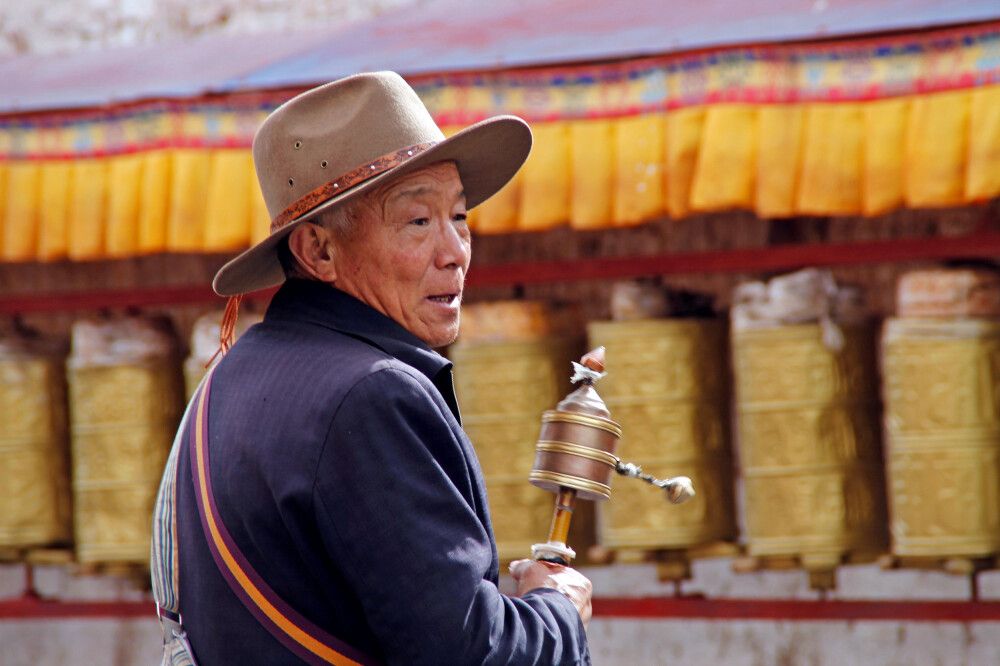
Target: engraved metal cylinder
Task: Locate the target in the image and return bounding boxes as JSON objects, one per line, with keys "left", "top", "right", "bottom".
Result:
{"left": 733, "top": 323, "right": 887, "bottom": 561}
{"left": 530, "top": 409, "right": 621, "bottom": 501}
{"left": 588, "top": 319, "right": 735, "bottom": 549}
{"left": 68, "top": 346, "right": 182, "bottom": 565}
{"left": 882, "top": 318, "right": 1000, "bottom": 558}
{"left": 0, "top": 345, "right": 72, "bottom": 550}
{"left": 450, "top": 338, "right": 576, "bottom": 562}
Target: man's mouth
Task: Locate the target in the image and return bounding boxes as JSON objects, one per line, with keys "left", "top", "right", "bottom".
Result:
{"left": 427, "top": 293, "right": 459, "bottom": 305}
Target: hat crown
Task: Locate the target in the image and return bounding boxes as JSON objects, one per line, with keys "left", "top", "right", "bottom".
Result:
{"left": 252, "top": 71, "right": 445, "bottom": 222}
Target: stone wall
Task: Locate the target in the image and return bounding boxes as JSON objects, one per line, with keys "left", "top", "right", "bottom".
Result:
{"left": 0, "top": 0, "right": 425, "bottom": 56}
{"left": 3, "top": 560, "right": 999, "bottom": 665}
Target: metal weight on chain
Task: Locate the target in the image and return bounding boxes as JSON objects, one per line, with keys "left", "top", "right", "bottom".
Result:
{"left": 529, "top": 347, "right": 695, "bottom": 564}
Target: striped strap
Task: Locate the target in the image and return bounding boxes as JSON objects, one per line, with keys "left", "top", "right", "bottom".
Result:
{"left": 152, "top": 375, "right": 204, "bottom": 617}
{"left": 190, "top": 368, "right": 378, "bottom": 666}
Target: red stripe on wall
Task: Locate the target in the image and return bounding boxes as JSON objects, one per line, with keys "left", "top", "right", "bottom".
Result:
{"left": 2, "top": 596, "right": 1000, "bottom": 622}
{"left": 592, "top": 597, "right": 1000, "bottom": 622}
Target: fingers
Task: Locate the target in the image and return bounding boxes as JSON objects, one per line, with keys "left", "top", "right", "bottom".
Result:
{"left": 509, "top": 559, "right": 563, "bottom": 581}
{"left": 508, "top": 559, "right": 532, "bottom": 581}
{"left": 509, "top": 560, "right": 594, "bottom": 627}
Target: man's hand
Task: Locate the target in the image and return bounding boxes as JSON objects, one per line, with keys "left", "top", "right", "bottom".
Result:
{"left": 509, "top": 559, "right": 593, "bottom": 627}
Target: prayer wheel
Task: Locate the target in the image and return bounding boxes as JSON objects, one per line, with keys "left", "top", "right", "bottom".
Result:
{"left": 450, "top": 311, "right": 582, "bottom": 562}
{"left": 882, "top": 318, "right": 1000, "bottom": 558}
{"left": 0, "top": 330, "right": 72, "bottom": 550}
{"left": 529, "top": 348, "right": 695, "bottom": 564}
{"left": 67, "top": 317, "right": 183, "bottom": 565}
{"left": 587, "top": 319, "right": 735, "bottom": 550}
{"left": 732, "top": 323, "right": 887, "bottom": 568}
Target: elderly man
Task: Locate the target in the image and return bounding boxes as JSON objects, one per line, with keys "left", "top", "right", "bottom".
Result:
{"left": 152, "top": 72, "right": 592, "bottom": 665}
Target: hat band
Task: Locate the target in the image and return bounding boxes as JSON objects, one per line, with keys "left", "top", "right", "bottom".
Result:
{"left": 271, "top": 141, "right": 437, "bottom": 232}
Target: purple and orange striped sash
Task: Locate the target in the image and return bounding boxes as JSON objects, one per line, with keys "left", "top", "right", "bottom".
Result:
{"left": 190, "top": 370, "right": 379, "bottom": 666}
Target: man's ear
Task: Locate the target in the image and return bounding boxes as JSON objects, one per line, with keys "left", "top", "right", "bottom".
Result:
{"left": 288, "top": 222, "right": 338, "bottom": 283}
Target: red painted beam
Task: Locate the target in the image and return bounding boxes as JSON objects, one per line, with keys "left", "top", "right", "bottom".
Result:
{"left": 466, "top": 232, "right": 1000, "bottom": 287}
{"left": 2, "top": 596, "right": 999, "bottom": 622}
{"left": 0, "top": 597, "right": 152, "bottom": 620}
{"left": 0, "top": 285, "right": 277, "bottom": 315}
{"left": 592, "top": 597, "right": 1000, "bottom": 622}
{"left": 3, "top": 232, "right": 1000, "bottom": 314}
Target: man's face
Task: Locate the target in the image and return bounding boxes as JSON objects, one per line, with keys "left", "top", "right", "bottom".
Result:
{"left": 333, "top": 162, "right": 470, "bottom": 348}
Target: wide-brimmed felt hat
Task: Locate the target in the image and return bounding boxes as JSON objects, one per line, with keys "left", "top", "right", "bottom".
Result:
{"left": 213, "top": 71, "right": 532, "bottom": 297}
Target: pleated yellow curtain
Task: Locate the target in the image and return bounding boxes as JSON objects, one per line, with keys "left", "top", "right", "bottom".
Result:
{"left": 204, "top": 149, "right": 255, "bottom": 252}
{"left": 166, "top": 149, "right": 211, "bottom": 252}
{"left": 796, "top": 104, "right": 863, "bottom": 216}
{"left": 38, "top": 161, "right": 72, "bottom": 261}
{"left": 105, "top": 154, "right": 143, "bottom": 257}
{"left": 67, "top": 159, "right": 108, "bottom": 261}
{"left": 569, "top": 119, "right": 614, "bottom": 230}
{"left": 691, "top": 105, "right": 757, "bottom": 213}
{"left": 3, "top": 82, "right": 999, "bottom": 260}
{"left": 518, "top": 122, "right": 571, "bottom": 232}
{"left": 665, "top": 107, "right": 705, "bottom": 219}
{"left": 138, "top": 150, "right": 172, "bottom": 254}
{"left": 967, "top": 86, "right": 1000, "bottom": 202}
{"left": 905, "top": 90, "right": 969, "bottom": 208}
{"left": 3, "top": 162, "right": 41, "bottom": 262}
{"left": 862, "top": 98, "right": 908, "bottom": 216}
{"left": 755, "top": 106, "right": 804, "bottom": 218}
{"left": 473, "top": 169, "right": 521, "bottom": 234}
{"left": 614, "top": 114, "right": 665, "bottom": 226}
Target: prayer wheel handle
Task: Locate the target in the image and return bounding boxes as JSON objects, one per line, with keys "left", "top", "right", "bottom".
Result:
{"left": 529, "top": 347, "right": 695, "bottom": 566}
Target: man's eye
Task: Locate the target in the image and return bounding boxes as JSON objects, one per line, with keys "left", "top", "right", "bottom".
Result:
{"left": 410, "top": 218, "right": 430, "bottom": 226}
{"left": 453, "top": 213, "right": 468, "bottom": 223}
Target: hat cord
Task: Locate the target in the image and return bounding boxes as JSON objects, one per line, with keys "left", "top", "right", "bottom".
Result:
{"left": 206, "top": 295, "right": 243, "bottom": 367}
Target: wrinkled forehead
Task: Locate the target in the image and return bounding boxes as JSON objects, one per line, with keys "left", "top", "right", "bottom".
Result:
{"left": 375, "top": 161, "right": 464, "bottom": 206}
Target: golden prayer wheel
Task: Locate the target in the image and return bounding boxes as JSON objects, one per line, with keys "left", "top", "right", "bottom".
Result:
{"left": 450, "top": 336, "right": 584, "bottom": 563}
{"left": 882, "top": 318, "right": 1000, "bottom": 558}
{"left": 0, "top": 334, "right": 72, "bottom": 550}
{"left": 529, "top": 348, "right": 695, "bottom": 564}
{"left": 67, "top": 318, "right": 183, "bottom": 565}
{"left": 588, "top": 319, "right": 736, "bottom": 550}
{"left": 732, "top": 323, "right": 887, "bottom": 569}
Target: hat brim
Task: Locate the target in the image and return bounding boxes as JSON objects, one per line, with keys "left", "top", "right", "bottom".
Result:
{"left": 212, "top": 115, "right": 532, "bottom": 297}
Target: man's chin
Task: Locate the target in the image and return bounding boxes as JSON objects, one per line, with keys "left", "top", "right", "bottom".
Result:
{"left": 423, "top": 320, "right": 460, "bottom": 349}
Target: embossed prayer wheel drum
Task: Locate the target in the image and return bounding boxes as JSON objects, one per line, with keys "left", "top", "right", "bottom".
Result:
{"left": 882, "top": 319, "right": 1000, "bottom": 558}
{"left": 450, "top": 308, "right": 583, "bottom": 562}
{"left": 67, "top": 317, "right": 183, "bottom": 565}
{"left": 529, "top": 379, "right": 622, "bottom": 502}
{"left": 0, "top": 333, "right": 72, "bottom": 550}
{"left": 732, "top": 323, "right": 887, "bottom": 568}
{"left": 588, "top": 319, "right": 735, "bottom": 549}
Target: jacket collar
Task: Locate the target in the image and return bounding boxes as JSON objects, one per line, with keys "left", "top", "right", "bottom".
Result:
{"left": 264, "top": 279, "right": 452, "bottom": 383}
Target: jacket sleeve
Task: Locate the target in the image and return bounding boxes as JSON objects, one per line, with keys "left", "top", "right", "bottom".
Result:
{"left": 313, "top": 366, "right": 590, "bottom": 666}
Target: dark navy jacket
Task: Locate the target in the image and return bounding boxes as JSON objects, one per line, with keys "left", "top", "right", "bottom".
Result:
{"left": 175, "top": 279, "right": 590, "bottom": 665}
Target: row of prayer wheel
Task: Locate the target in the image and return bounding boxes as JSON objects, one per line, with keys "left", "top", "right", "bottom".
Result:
{"left": 0, "top": 312, "right": 251, "bottom": 566}
{"left": 2, "top": 267, "right": 999, "bottom": 577}
{"left": 453, "top": 268, "right": 1000, "bottom": 576}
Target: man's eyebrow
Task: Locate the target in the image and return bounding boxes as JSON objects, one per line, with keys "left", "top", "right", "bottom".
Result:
{"left": 389, "top": 185, "right": 432, "bottom": 201}
{"left": 388, "top": 185, "right": 466, "bottom": 203}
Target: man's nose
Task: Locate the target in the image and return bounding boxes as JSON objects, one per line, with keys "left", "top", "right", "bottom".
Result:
{"left": 435, "top": 218, "right": 470, "bottom": 269}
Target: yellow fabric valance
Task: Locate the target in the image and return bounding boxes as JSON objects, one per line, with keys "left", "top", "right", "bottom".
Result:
{"left": 1, "top": 22, "right": 998, "bottom": 262}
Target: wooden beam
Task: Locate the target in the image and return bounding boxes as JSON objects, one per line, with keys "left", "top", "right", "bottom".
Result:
{"left": 2, "top": 595, "right": 999, "bottom": 622}
{"left": 3, "top": 232, "right": 1000, "bottom": 314}
{"left": 466, "top": 232, "right": 1000, "bottom": 287}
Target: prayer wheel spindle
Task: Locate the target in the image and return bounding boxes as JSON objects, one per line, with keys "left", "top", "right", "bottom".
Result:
{"left": 529, "top": 348, "right": 695, "bottom": 564}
